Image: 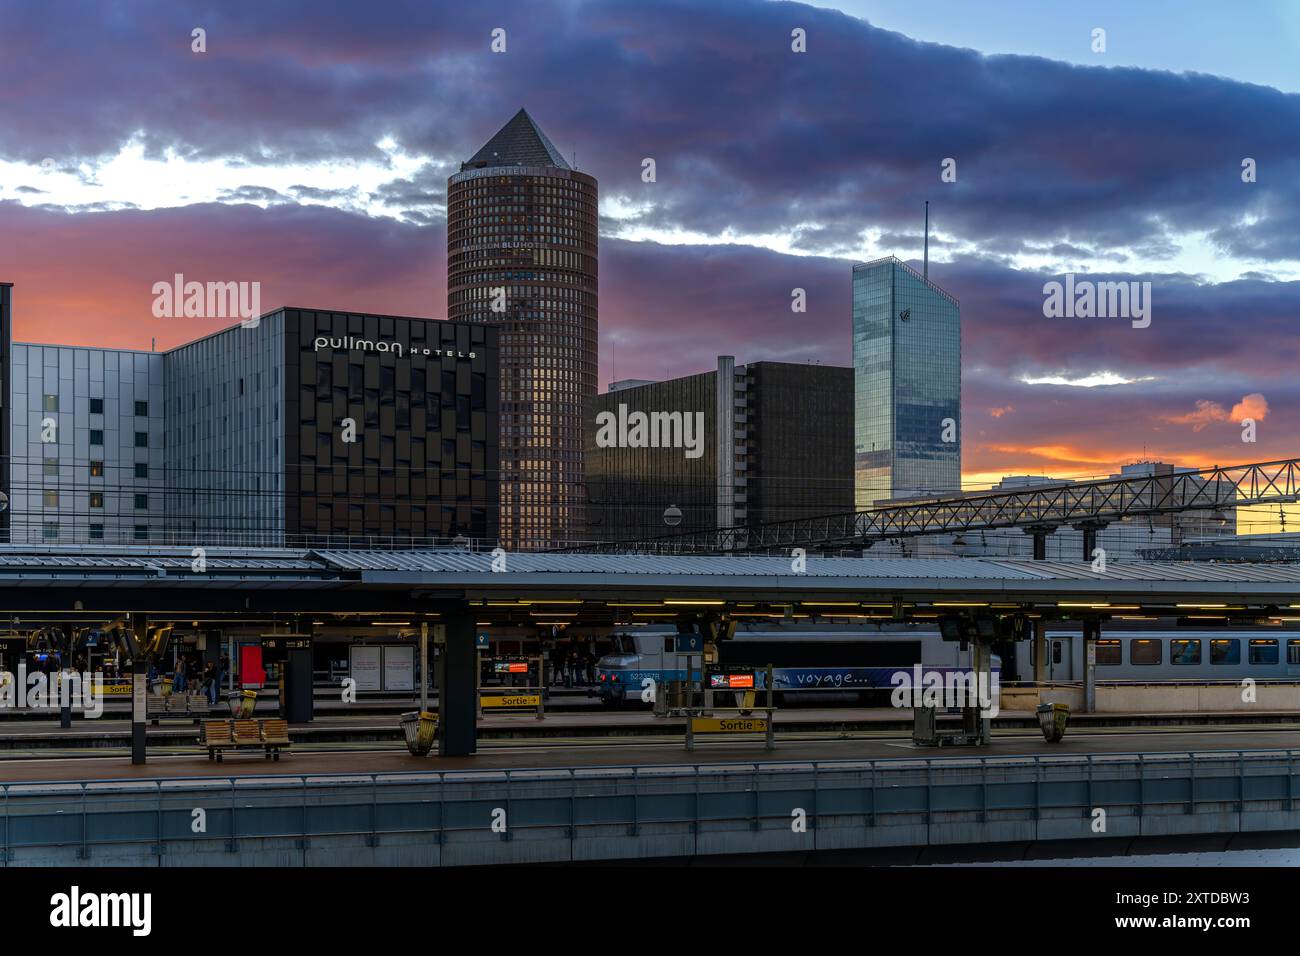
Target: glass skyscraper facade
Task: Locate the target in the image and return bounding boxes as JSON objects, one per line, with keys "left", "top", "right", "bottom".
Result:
{"left": 852, "top": 256, "right": 960, "bottom": 506}
{"left": 447, "top": 109, "right": 598, "bottom": 551}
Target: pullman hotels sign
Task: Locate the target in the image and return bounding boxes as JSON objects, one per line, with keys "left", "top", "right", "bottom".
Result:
{"left": 313, "top": 335, "right": 476, "bottom": 360}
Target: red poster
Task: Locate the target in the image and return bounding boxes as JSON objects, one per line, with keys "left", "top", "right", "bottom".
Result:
{"left": 240, "top": 645, "right": 264, "bottom": 688}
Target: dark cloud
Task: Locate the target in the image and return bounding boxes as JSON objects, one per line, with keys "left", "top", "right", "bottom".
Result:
{"left": 0, "top": 0, "right": 1295, "bottom": 482}
{"left": 0, "top": 0, "right": 1294, "bottom": 263}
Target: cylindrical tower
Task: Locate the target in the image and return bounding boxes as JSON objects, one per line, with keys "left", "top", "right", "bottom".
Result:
{"left": 448, "top": 109, "right": 597, "bottom": 551}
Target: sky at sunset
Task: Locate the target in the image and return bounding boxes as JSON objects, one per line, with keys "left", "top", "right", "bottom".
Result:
{"left": 0, "top": 0, "right": 1297, "bottom": 501}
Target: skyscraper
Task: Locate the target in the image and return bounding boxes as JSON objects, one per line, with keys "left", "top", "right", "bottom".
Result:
{"left": 447, "top": 109, "right": 598, "bottom": 550}
{"left": 852, "top": 256, "right": 960, "bottom": 506}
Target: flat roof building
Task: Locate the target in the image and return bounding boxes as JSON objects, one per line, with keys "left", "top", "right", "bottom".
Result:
{"left": 585, "top": 356, "right": 854, "bottom": 544}
{"left": 0, "top": 289, "right": 499, "bottom": 546}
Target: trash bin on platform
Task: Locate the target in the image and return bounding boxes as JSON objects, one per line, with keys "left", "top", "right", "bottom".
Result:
{"left": 400, "top": 711, "right": 439, "bottom": 756}
{"left": 1036, "top": 702, "right": 1070, "bottom": 742}
{"left": 228, "top": 689, "right": 257, "bottom": 718}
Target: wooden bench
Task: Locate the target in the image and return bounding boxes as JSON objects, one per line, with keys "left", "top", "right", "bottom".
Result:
{"left": 260, "top": 718, "right": 291, "bottom": 761}
{"left": 200, "top": 718, "right": 292, "bottom": 761}
{"left": 151, "top": 691, "right": 212, "bottom": 724}
{"left": 200, "top": 719, "right": 233, "bottom": 761}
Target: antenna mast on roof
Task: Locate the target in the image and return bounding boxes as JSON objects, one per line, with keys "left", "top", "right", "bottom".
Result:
{"left": 923, "top": 200, "right": 929, "bottom": 281}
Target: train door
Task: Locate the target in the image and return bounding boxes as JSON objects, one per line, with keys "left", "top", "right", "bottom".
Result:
{"left": 1048, "top": 636, "right": 1073, "bottom": 681}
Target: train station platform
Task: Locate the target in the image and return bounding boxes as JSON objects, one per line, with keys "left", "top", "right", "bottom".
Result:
{"left": 4, "top": 725, "right": 1300, "bottom": 785}
{"left": 7, "top": 723, "right": 1300, "bottom": 868}
{"left": 4, "top": 707, "right": 1300, "bottom": 755}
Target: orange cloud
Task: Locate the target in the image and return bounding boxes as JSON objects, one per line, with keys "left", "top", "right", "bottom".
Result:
{"left": 1230, "top": 393, "right": 1269, "bottom": 422}
{"left": 988, "top": 405, "right": 1014, "bottom": 418}
{"left": 1164, "top": 393, "right": 1268, "bottom": 432}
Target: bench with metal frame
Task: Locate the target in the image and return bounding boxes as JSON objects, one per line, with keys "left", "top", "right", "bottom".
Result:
{"left": 149, "top": 691, "right": 211, "bottom": 725}
{"left": 201, "top": 718, "right": 292, "bottom": 762}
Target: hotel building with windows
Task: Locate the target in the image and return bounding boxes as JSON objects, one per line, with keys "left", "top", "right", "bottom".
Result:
{"left": 0, "top": 288, "right": 499, "bottom": 546}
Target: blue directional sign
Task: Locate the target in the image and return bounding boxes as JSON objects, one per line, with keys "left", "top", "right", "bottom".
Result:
{"left": 677, "top": 633, "right": 704, "bottom": 652}
{"left": 475, "top": 633, "right": 490, "bottom": 649}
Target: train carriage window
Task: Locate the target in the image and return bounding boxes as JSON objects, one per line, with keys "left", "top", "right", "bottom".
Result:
{"left": 1095, "top": 639, "right": 1121, "bottom": 665}
{"left": 1250, "top": 639, "right": 1280, "bottom": 665}
{"left": 1289, "top": 640, "right": 1300, "bottom": 665}
{"left": 1130, "top": 639, "right": 1161, "bottom": 665}
{"left": 1170, "top": 639, "right": 1202, "bottom": 665}
{"left": 1210, "top": 639, "right": 1240, "bottom": 665}
{"left": 663, "top": 637, "right": 675, "bottom": 653}
{"left": 1052, "top": 642, "right": 1062, "bottom": 664}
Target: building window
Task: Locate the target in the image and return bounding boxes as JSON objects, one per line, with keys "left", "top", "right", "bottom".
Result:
{"left": 89, "top": 524, "right": 104, "bottom": 540}
{"left": 43, "top": 394, "right": 58, "bottom": 412}
{"left": 89, "top": 460, "right": 104, "bottom": 477}
{"left": 90, "top": 430, "right": 104, "bottom": 446}
{"left": 134, "top": 432, "right": 148, "bottom": 448}
{"left": 134, "top": 463, "right": 148, "bottom": 479}
{"left": 134, "top": 400, "right": 148, "bottom": 417}
{"left": 1210, "top": 639, "right": 1240, "bottom": 665}
{"left": 134, "top": 494, "right": 149, "bottom": 510}
{"left": 43, "top": 522, "right": 59, "bottom": 541}
{"left": 89, "top": 398, "right": 104, "bottom": 414}
{"left": 43, "top": 491, "right": 58, "bottom": 508}
{"left": 133, "top": 525, "right": 148, "bottom": 541}
{"left": 89, "top": 493, "right": 104, "bottom": 509}
{"left": 43, "top": 459, "right": 58, "bottom": 477}
{"left": 1250, "top": 639, "right": 1280, "bottom": 665}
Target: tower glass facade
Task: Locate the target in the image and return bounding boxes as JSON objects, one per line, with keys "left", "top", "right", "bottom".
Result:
{"left": 853, "top": 256, "right": 960, "bottom": 506}
{"left": 447, "top": 109, "right": 598, "bottom": 551}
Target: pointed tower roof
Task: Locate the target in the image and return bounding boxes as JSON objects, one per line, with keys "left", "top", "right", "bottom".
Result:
{"left": 462, "top": 108, "right": 571, "bottom": 170}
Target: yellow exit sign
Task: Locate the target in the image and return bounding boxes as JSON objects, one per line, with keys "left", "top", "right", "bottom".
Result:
{"left": 690, "top": 717, "right": 768, "bottom": 734}
{"left": 481, "top": 694, "right": 541, "bottom": 708}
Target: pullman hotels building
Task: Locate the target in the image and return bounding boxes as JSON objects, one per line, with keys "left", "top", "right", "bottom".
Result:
{"left": 0, "top": 288, "right": 499, "bottom": 545}
{"left": 447, "top": 108, "right": 598, "bottom": 551}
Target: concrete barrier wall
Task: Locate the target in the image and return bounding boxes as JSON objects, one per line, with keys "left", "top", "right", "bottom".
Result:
{"left": 1005, "top": 682, "right": 1300, "bottom": 713}
{"left": 5, "top": 752, "right": 1300, "bottom": 866}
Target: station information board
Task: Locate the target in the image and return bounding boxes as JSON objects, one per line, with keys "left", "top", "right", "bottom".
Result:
{"left": 491, "top": 659, "right": 530, "bottom": 675}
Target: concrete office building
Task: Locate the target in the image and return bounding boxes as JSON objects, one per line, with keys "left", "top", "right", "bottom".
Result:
{"left": 585, "top": 357, "right": 854, "bottom": 543}
{"left": 10, "top": 343, "right": 167, "bottom": 543}
{"left": 0, "top": 288, "right": 499, "bottom": 545}
{"left": 853, "top": 256, "right": 961, "bottom": 507}
{"left": 447, "top": 108, "right": 598, "bottom": 550}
